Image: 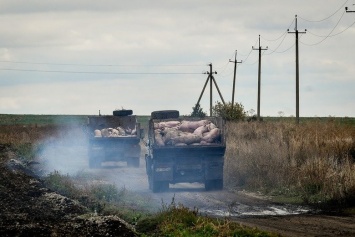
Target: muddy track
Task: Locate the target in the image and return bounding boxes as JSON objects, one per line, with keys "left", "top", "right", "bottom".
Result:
{"left": 37, "top": 144, "right": 355, "bottom": 236}
{"left": 87, "top": 155, "right": 355, "bottom": 237}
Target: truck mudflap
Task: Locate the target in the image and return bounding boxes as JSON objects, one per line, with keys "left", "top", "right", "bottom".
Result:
{"left": 147, "top": 164, "right": 172, "bottom": 193}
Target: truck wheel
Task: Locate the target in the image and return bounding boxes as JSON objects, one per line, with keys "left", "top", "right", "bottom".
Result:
{"left": 151, "top": 110, "right": 179, "bottom": 119}
{"left": 152, "top": 181, "right": 169, "bottom": 193}
{"left": 113, "top": 109, "right": 133, "bottom": 116}
{"left": 127, "top": 157, "right": 140, "bottom": 168}
{"left": 89, "top": 155, "right": 101, "bottom": 169}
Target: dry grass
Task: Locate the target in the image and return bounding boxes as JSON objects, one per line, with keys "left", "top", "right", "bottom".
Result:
{"left": 224, "top": 120, "right": 355, "bottom": 205}
{"left": 0, "top": 124, "right": 87, "bottom": 163}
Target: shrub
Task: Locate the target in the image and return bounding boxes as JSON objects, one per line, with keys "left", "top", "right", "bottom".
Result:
{"left": 212, "top": 101, "right": 246, "bottom": 121}
{"left": 190, "top": 104, "right": 207, "bottom": 118}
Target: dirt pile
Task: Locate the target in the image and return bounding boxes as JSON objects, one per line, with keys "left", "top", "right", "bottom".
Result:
{"left": 0, "top": 144, "right": 137, "bottom": 237}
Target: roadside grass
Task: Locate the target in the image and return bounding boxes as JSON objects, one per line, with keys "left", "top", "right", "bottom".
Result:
{"left": 136, "top": 199, "right": 279, "bottom": 237}
{"left": 43, "top": 170, "right": 154, "bottom": 225}
{"left": 224, "top": 119, "right": 355, "bottom": 208}
{"left": 43, "top": 170, "right": 278, "bottom": 236}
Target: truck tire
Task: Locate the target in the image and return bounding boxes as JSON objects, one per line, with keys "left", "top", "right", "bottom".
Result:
{"left": 151, "top": 110, "right": 179, "bottom": 120}
{"left": 113, "top": 109, "right": 133, "bottom": 116}
{"left": 127, "top": 157, "right": 140, "bottom": 168}
{"left": 151, "top": 181, "right": 169, "bottom": 193}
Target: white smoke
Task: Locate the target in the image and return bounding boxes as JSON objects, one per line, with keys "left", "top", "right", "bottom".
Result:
{"left": 37, "top": 123, "right": 89, "bottom": 176}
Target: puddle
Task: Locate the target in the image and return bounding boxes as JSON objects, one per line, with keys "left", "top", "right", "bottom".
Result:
{"left": 200, "top": 203, "right": 310, "bottom": 217}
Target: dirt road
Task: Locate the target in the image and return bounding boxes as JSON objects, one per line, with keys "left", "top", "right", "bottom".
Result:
{"left": 41, "top": 145, "right": 355, "bottom": 237}
{"left": 86, "top": 158, "right": 355, "bottom": 237}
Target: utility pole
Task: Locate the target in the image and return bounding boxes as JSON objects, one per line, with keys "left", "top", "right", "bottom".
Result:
{"left": 229, "top": 50, "right": 242, "bottom": 110}
{"left": 196, "top": 63, "right": 225, "bottom": 116}
{"left": 288, "top": 15, "right": 306, "bottom": 124}
{"left": 252, "top": 35, "right": 268, "bottom": 121}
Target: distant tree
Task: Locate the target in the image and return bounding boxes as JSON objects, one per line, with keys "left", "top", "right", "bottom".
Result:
{"left": 190, "top": 104, "right": 207, "bottom": 118}
{"left": 212, "top": 101, "right": 246, "bottom": 121}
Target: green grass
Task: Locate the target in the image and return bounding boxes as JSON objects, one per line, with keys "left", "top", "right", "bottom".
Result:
{"left": 43, "top": 170, "right": 155, "bottom": 225}
{"left": 136, "top": 199, "right": 279, "bottom": 237}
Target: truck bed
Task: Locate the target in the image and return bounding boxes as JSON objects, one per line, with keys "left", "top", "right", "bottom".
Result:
{"left": 152, "top": 144, "right": 225, "bottom": 158}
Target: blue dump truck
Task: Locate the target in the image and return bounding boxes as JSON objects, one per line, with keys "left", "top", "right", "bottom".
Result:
{"left": 87, "top": 110, "right": 143, "bottom": 168}
{"left": 145, "top": 110, "right": 226, "bottom": 192}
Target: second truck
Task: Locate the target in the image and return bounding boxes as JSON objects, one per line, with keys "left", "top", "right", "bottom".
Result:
{"left": 87, "top": 109, "right": 143, "bottom": 168}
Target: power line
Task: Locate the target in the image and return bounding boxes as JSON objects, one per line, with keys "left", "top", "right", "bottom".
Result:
{"left": 0, "top": 60, "right": 204, "bottom": 67}
{"left": 264, "top": 32, "right": 289, "bottom": 55}
{"left": 300, "top": 10, "right": 346, "bottom": 46}
{"left": 214, "top": 60, "right": 231, "bottom": 75}
{"left": 298, "top": 0, "right": 349, "bottom": 22}
{"left": 260, "top": 19, "right": 299, "bottom": 56}
{"left": 306, "top": 17, "right": 355, "bottom": 38}
{"left": 261, "top": 19, "right": 295, "bottom": 42}
{"left": 240, "top": 38, "right": 259, "bottom": 64}
{"left": 0, "top": 68, "right": 202, "bottom": 75}
{"left": 243, "top": 51, "right": 266, "bottom": 65}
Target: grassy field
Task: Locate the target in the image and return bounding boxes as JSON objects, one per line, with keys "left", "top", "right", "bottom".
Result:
{"left": 224, "top": 120, "right": 355, "bottom": 207}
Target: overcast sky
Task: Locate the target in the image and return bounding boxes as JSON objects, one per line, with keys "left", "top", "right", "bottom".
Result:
{"left": 0, "top": 0, "right": 354, "bottom": 117}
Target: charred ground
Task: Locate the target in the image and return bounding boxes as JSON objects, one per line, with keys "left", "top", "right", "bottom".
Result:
{"left": 0, "top": 144, "right": 137, "bottom": 237}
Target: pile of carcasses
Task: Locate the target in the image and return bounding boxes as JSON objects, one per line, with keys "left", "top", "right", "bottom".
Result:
{"left": 153, "top": 119, "right": 221, "bottom": 146}
{"left": 94, "top": 127, "right": 137, "bottom": 137}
